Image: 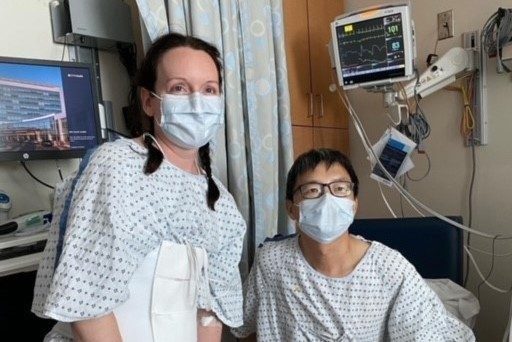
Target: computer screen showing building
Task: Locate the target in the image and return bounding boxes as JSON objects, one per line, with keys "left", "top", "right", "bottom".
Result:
{"left": 331, "top": 4, "right": 415, "bottom": 89}
{"left": 0, "top": 57, "right": 101, "bottom": 161}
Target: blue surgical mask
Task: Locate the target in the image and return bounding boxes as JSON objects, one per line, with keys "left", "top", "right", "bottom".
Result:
{"left": 298, "top": 194, "right": 355, "bottom": 244}
{"left": 152, "top": 92, "right": 224, "bottom": 149}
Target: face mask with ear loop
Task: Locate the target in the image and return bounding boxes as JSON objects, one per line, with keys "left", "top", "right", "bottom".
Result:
{"left": 297, "top": 194, "right": 355, "bottom": 244}
{"left": 151, "top": 92, "right": 224, "bottom": 149}
{"left": 142, "top": 132, "right": 202, "bottom": 174}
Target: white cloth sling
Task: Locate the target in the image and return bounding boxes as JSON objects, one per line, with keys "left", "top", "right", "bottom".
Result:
{"left": 150, "top": 241, "right": 210, "bottom": 342}
{"left": 115, "top": 240, "right": 210, "bottom": 342}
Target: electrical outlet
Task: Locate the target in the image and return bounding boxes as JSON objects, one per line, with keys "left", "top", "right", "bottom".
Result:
{"left": 438, "top": 10, "right": 454, "bottom": 40}
{"left": 462, "top": 31, "right": 479, "bottom": 51}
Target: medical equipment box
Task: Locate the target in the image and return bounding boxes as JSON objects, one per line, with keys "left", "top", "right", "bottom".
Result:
{"left": 50, "top": 0, "right": 134, "bottom": 49}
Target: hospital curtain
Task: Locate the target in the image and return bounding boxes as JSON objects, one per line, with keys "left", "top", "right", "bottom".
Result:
{"left": 134, "top": 0, "right": 294, "bottom": 274}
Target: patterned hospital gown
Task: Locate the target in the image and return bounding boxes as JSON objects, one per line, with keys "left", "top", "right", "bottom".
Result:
{"left": 231, "top": 236, "right": 475, "bottom": 341}
{"left": 31, "top": 138, "right": 246, "bottom": 330}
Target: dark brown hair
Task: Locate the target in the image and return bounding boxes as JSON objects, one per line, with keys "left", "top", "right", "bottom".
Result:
{"left": 128, "top": 33, "right": 222, "bottom": 210}
{"left": 286, "top": 148, "right": 359, "bottom": 201}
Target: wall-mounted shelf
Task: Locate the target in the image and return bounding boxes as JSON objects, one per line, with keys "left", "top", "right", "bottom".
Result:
{"left": 0, "top": 252, "right": 44, "bottom": 276}
{"left": 0, "top": 231, "right": 48, "bottom": 249}
{"left": 0, "top": 231, "right": 48, "bottom": 277}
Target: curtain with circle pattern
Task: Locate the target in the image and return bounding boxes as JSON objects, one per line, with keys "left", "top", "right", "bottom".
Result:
{"left": 134, "top": 0, "right": 294, "bottom": 274}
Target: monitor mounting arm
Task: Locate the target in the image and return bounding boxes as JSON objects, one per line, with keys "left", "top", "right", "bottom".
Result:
{"left": 399, "top": 47, "right": 475, "bottom": 100}
{"left": 377, "top": 47, "right": 476, "bottom": 125}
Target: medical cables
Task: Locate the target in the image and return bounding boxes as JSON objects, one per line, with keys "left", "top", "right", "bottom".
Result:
{"left": 329, "top": 71, "right": 427, "bottom": 220}
{"left": 333, "top": 83, "right": 512, "bottom": 241}
{"left": 394, "top": 70, "right": 431, "bottom": 150}
{"left": 334, "top": 84, "right": 512, "bottom": 296}
{"left": 482, "top": 8, "right": 512, "bottom": 73}
{"left": 405, "top": 151, "right": 431, "bottom": 182}
{"left": 55, "top": 160, "right": 64, "bottom": 181}
{"left": 467, "top": 245, "right": 512, "bottom": 257}
{"left": 377, "top": 182, "right": 398, "bottom": 219}
{"left": 465, "top": 244, "right": 512, "bottom": 295}
{"left": 333, "top": 79, "right": 512, "bottom": 296}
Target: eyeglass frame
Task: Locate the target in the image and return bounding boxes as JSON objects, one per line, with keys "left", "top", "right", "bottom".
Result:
{"left": 292, "top": 180, "right": 355, "bottom": 203}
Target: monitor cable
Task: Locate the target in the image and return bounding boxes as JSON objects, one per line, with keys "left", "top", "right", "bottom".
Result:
{"left": 20, "top": 161, "right": 54, "bottom": 190}
{"left": 464, "top": 133, "right": 477, "bottom": 287}
{"left": 400, "top": 176, "right": 407, "bottom": 218}
{"left": 406, "top": 151, "right": 431, "bottom": 182}
{"left": 476, "top": 234, "right": 500, "bottom": 299}
{"left": 468, "top": 245, "right": 512, "bottom": 257}
{"left": 55, "top": 160, "right": 64, "bottom": 181}
{"left": 377, "top": 182, "right": 398, "bottom": 218}
{"left": 60, "top": 41, "right": 66, "bottom": 62}
{"left": 465, "top": 244, "right": 512, "bottom": 294}
{"left": 396, "top": 177, "right": 427, "bottom": 219}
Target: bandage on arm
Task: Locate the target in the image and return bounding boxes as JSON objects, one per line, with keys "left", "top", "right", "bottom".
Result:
{"left": 197, "top": 309, "right": 223, "bottom": 342}
{"left": 71, "top": 312, "right": 122, "bottom": 342}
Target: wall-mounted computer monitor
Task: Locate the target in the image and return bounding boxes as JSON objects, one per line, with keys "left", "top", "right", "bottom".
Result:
{"left": 331, "top": 4, "right": 415, "bottom": 90}
{"left": 0, "top": 57, "right": 101, "bottom": 161}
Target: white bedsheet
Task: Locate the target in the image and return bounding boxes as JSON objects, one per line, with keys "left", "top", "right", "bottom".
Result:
{"left": 426, "top": 278, "right": 480, "bottom": 328}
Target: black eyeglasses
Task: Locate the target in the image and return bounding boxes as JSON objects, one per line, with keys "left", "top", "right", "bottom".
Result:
{"left": 293, "top": 181, "right": 354, "bottom": 201}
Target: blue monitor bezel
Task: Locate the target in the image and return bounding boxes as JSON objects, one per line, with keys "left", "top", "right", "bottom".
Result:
{"left": 0, "top": 56, "right": 102, "bottom": 162}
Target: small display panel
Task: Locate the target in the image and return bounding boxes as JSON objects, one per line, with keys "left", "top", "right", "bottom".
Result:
{"left": 371, "top": 138, "right": 408, "bottom": 181}
{"left": 0, "top": 57, "right": 101, "bottom": 161}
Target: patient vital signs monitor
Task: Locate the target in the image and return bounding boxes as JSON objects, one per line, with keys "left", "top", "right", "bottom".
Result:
{"left": 0, "top": 57, "right": 101, "bottom": 161}
{"left": 331, "top": 4, "right": 415, "bottom": 89}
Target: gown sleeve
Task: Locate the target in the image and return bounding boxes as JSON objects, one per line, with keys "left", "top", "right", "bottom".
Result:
{"left": 32, "top": 144, "right": 146, "bottom": 322}
{"left": 230, "top": 248, "right": 266, "bottom": 338}
{"left": 387, "top": 261, "right": 475, "bottom": 341}
{"left": 197, "top": 185, "right": 247, "bottom": 328}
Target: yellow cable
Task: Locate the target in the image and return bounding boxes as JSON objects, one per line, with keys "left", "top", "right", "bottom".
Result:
{"left": 460, "top": 76, "right": 475, "bottom": 138}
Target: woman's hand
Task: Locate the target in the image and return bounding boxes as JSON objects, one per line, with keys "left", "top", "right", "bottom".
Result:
{"left": 71, "top": 312, "right": 122, "bottom": 342}
{"left": 197, "top": 309, "right": 223, "bottom": 342}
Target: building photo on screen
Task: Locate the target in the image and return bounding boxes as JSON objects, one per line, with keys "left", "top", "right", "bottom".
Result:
{"left": 0, "top": 57, "right": 100, "bottom": 161}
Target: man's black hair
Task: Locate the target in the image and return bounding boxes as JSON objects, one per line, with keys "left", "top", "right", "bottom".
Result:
{"left": 286, "top": 148, "right": 359, "bottom": 200}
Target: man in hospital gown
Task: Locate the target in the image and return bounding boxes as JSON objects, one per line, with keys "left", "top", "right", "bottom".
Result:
{"left": 232, "top": 148, "right": 474, "bottom": 341}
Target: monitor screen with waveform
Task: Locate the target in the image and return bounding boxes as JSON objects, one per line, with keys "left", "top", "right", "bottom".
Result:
{"left": 332, "top": 5, "right": 414, "bottom": 89}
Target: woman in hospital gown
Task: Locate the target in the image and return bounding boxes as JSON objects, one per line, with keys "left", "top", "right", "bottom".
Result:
{"left": 232, "top": 148, "right": 474, "bottom": 341}
{"left": 32, "top": 33, "right": 246, "bottom": 341}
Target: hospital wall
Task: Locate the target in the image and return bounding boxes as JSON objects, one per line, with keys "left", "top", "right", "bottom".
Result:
{"left": 0, "top": 0, "right": 140, "bottom": 217}
{"left": 344, "top": 0, "right": 512, "bottom": 341}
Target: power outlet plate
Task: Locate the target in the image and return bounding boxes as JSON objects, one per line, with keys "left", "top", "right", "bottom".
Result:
{"left": 438, "top": 10, "right": 454, "bottom": 40}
